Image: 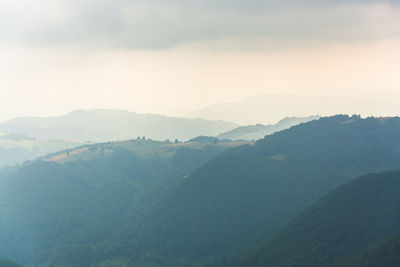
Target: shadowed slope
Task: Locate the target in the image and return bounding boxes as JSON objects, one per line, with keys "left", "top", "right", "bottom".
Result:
{"left": 240, "top": 171, "right": 400, "bottom": 267}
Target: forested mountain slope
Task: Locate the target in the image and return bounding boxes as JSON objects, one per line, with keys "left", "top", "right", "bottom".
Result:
{"left": 240, "top": 170, "right": 400, "bottom": 267}
{"left": 0, "top": 138, "right": 245, "bottom": 266}
{"left": 98, "top": 115, "right": 400, "bottom": 266}
{"left": 3, "top": 115, "right": 400, "bottom": 266}
{"left": 334, "top": 231, "right": 400, "bottom": 267}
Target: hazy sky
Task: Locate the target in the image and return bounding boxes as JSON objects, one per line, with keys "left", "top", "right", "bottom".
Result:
{"left": 1, "top": 0, "right": 400, "bottom": 122}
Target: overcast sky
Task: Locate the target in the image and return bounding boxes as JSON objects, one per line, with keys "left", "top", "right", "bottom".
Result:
{"left": 1, "top": 0, "right": 400, "bottom": 122}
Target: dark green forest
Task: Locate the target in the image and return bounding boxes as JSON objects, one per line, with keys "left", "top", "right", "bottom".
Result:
{"left": 239, "top": 170, "right": 400, "bottom": 267}
{"left": 0, "top": 138, "right": 242, "bottom": 266}
{"left": 1, "top": 115, "right": 400, "bottom": 266}
{"left": 334, "top": 231, "right": 400, "bottom": 267}
{"left": 0, "top": 257, "right": 24, "bottom": 267}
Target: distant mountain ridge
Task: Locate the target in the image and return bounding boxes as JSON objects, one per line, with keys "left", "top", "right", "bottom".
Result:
{"left": 217, "top": 116, "right": 320, "bottom": 140}
{"left": 0, "top": 109, "right": 238, "bottom": 142}
{"left": 0, "top": 133, "right": 83, "bottom": 168}
{"left": 189, "top": 93, "right": 400, "bottom": 124}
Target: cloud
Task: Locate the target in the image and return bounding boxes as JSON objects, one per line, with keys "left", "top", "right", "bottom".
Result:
{"left": 0, "top": 0, "right": 399, "bottom": 49}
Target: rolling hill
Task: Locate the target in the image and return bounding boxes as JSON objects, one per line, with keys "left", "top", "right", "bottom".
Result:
{"left": 0, "top": 137, "right": 248, "bottom": 266}
{"left": 239, "top": 170, "right": 400, "bottom": 267}
{"left": 3, "top": 115, "right": 400, "bottom": 266}
{"left": 0, "top": 109, "right": 238, "bottom": 142}
{"left": 95, "top": 115, "right": 400, "bottom": 266}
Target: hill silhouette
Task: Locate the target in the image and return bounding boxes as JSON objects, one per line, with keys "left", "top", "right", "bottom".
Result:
{"left": 0, "top": 109, "right": 237, "bottom": 142}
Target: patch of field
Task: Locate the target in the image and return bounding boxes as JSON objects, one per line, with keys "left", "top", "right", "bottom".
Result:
{"left": 44, "top": 147, "right": 89, "bottom": 162}
{"left": 269, "top": 153, "right": 285, "bottom": 160}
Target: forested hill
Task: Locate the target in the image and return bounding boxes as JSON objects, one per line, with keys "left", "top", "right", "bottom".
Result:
{"left": 239, "top": 170, "right": 400, "bottom": 267}
{"left": 0, "top": 109, "right": 237, "bottom": 142}
{"left": 3, "top": 115, "right": 400, "bottom": 266}
{"left": 0, "top": 138, "right": 247, "bottom": 266}
{"left": 99, "top": 115, "right": 400, "bottom": 266}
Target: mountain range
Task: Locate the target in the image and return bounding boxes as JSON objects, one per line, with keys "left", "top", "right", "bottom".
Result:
{"left": 0, "top": 110, "right": 318, "bottom": 168}
{"left": 122, "top": 114, "right": 400, "bottom": 266}
{"left": 0, "top": 109, "right": 237, "bottom": 143}
{"left": 2, "top": 115, "right": 400, "bottom": 266}
{"left": 0, "top": 109, "right": 239, "bottom": 168}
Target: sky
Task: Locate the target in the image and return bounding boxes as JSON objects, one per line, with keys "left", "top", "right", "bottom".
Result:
{"left": 1, "top": 0, "right": 400, "bottom": 122}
